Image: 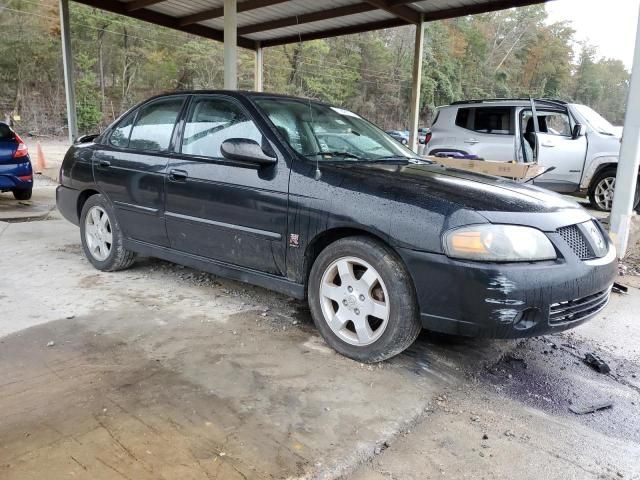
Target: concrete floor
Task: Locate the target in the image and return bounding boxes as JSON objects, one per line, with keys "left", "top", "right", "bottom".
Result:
{"left": 1, "top": 184, "right": 640, "bottom": 479}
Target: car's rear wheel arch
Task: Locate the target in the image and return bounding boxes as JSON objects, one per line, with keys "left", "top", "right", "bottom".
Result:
{"left": 77, "top": 189, "right": 100, "bottom": 222}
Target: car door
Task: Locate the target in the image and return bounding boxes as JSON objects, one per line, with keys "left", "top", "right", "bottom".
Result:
{"left": 522, "top": 109, "right": 587, "bottom": 192}
{"left": 164, "top": 94, "right": 289, "bottom": 276}
{"left": 453, "top": 107, "right": 516, "bottom": 160}
{"left": 94, "top": 96, "right": 186, "bottom": 246}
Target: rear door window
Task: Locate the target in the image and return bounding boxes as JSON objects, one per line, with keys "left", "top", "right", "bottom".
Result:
{"left": 109, "top": 112, "right": 135, "bottom": 148}
{"left": 180, "top": 97, "right": 263, "bottom": 159}
{"left": 472, "top": 108, "right": 512, "bottom": 135}
{"left": 128, "top": 97, "right": 185, "bottom": 152}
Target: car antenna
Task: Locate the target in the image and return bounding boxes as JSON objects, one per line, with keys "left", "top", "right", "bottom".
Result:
{"left": 295, "top": 15, "right": 321, "bottom": 180}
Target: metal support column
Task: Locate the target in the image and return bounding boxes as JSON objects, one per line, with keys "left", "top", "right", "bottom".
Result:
{"left": 224, "top": 0, "right": 238, "bottom": 90}
{"left": 610, "top": 7, "right": 640, "bottom": 257}
{"left": 254, "top": 42, "right": 263, "bottom": 92}
{"left": 408, "top": 16, "right": 424, "bottom": 153}
{"left": 59, "top": 0, "right": 77, "bottom": 143}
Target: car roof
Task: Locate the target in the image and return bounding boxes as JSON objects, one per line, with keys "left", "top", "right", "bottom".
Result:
{"left": 139, "top": 89, "right": 335, "bottom": 108}
{"left": 438, "top": 98, "right": 568, "bottom": 109}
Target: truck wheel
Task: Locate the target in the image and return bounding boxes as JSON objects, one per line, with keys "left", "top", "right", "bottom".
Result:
{"left": 589, "top": 168, "right": 640, "bottom": 211}
{"left": 80, "top": 194, "right": 136, "bottom": 271}
{"left": 12, "top": 188, "right": 32, "bottom": 200}
{"left": 308, "top": 236, "right": 421, "bottom": 363}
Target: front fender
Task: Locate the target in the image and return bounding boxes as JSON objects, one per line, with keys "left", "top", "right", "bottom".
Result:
{"left": 581, "top": 155, "right": 618, "bottom": 190}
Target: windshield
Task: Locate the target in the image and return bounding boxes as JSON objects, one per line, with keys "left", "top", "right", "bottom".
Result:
{"left": 572, "top": 104, "right": 617, "bottom": 136}
{"left": 254, "top": 98, "right": 415, "bottom": 161}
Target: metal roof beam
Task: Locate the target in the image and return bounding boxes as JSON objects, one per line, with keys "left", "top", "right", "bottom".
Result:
{"left": 362, "top": 0, "right": 421, "bottom": 24}
{"left": 73, "top": 0, "right": 257, "bottom": 49}
{"left": 125, "top": 0, "right": 167, "bottom": 12}
{"left": 177, "top": 0, "right": 290, "bottom": 27}
{"left": 261, "top": 18, "right": 408, "bottom": 47}
{"left": 238, "top": 3, "right": 377, "bottom": 35}
{"left": 422, "top": 0, "right": 552, "bottom": 21}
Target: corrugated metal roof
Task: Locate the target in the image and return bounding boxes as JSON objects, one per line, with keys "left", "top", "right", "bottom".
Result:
{"left": 75, "top": 0, "right": 550, "bottom": 49}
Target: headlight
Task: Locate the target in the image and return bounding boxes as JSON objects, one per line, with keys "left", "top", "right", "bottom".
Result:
{"left": 444, "top": 225, "right": 557, "bottom": 262}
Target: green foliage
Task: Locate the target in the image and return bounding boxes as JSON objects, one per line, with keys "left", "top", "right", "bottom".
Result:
{"left": 0, "top": 0, "right": 631, "bottom": 134}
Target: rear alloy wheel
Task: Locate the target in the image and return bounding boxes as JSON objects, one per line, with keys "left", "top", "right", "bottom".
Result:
{"left": 80, "top": 194, "right": 136, "bottom": 271}
{"left": 308, "top": 236, "right": 421, "bottom": 363}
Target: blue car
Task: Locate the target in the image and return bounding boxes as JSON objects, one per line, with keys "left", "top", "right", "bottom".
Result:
{"left": 0, "top": 122, "right": 33, "bottom": 200}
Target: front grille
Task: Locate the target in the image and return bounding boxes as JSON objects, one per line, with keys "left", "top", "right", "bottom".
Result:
{"left": 557, "top": 224, "right": 592, "bottom": 260}
{"left": 549, "top": 288, "right": 611, "bottom": 325}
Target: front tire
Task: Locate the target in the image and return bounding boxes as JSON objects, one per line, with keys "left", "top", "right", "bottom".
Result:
{"left": 80, "top": 194, "right": 136, "bottom": 271}
{"left": 12, "top": 188, "right": 32, "bottom": 200}
{"left": 589, "top": 168, "right": 640, "bottom": 211}
{"left": 308, "top": 236, "right": 421, "bottom": 363}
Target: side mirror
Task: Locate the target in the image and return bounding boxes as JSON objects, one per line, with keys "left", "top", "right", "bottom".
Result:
{"left": 572, "top": 124, "right": 586, "bottom": 139}
{"left": 220, "top": 137, "right": 276, "bottom": 166}
{"left": 75, "top": 134, "right": 99, "bottom": 144}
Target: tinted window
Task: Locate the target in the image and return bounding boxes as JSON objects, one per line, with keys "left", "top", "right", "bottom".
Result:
{"left": 0, "top": 123, "right": 14, "bottom": 140}
{"left": 455, "top": 108, "right": 470, "bottom": 128}
{"left": 128, "top": 98, "right": 184, "bottom": 152}
{"left": 473, "top": 108, "right": 511, "bottom": 135}
{"left": 181, "top": 97, "right": 262, "bottom": 158}
{"left": 109, "top": 112, "right": 135, "bottom": 148}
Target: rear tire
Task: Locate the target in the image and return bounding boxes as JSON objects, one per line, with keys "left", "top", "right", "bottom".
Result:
{"left": 80, "top": 194, "right": 136, "bottom": 271}
{"left": 589, "top": 168, "right": 640, "bottom": 211}
{"left": 12, "top": 188, "right": 32, "bottom": 200}
{"left": 308, "top": 236, "right": 421, "bottom": 363}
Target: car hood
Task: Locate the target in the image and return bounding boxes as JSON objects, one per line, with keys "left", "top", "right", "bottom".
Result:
{"left": 334, "top": 161, "right": 593, "bottom": 231}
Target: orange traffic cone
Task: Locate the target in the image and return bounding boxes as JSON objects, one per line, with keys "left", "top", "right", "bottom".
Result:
{"left": 35, "top": 141, "right": 47, "bottom": 174}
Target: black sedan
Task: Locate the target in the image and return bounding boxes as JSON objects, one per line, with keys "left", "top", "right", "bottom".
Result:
{"left": 56, "top": 91, "right": 616, "bottom": 362}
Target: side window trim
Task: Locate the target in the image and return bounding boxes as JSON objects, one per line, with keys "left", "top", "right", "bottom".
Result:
{"left": 175, "top": 94, "right": 269, "bottom": 164}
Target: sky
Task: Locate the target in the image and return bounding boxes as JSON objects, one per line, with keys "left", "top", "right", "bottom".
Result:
{"left": 545, "top": 0, "right": 639, "bottom": 69}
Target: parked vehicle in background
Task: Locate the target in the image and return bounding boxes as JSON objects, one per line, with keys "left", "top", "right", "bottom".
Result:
{"left": 427, "top": 99, "right": 635, "bottom": 211}
{"left": 0, "top": 122, "right": 33, "bottom": 200}
{"left": 385, "top": 130, "right": 409, "bottom": 145}
{"left": 57, "top": 91, "right": 616, "bottom": 363}
{"left": 418, "top": 127, "right": 431, "bottom": 144}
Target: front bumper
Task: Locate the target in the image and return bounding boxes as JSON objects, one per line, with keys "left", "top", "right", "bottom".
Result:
{"left": 398, "top": 238, "right": 617, "bottom": 338}
{"left": 0, "top": 160, "right": 33, "bottom": 191}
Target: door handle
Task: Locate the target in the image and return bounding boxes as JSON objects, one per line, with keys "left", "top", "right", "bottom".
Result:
{"left": 541, "top": 141, "right": 556, "bottom": 148}
{"left": 98, "top": 159, "right": 111, "bottom": 168}
{"left": 464, "top": 138, "right": 479, "bottom": 145}
{"left": 169, "top": 169, "right": 188, "bottom": 181}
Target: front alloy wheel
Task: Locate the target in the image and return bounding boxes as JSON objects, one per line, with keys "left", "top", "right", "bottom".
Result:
{"left": 593, "top": 175, "right": 616, "bottom": 211}
{"left": 319, "top": 256, "right": 390, "bottom": 346}
{"left": 308, "top": 236, "right": 421, "bottom": 363}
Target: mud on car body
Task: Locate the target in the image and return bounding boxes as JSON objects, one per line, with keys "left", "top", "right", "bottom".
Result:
{"left": 56, "top": 91, "right": 617, "bottom": 362}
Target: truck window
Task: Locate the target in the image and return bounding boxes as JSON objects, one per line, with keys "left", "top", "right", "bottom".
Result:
{"left": 473, "top": 108, "right": 512, "bottom": 135}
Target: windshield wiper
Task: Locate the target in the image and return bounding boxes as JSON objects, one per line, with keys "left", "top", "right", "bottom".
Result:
{"left": 375, "top": 155, "right": 431, "bottom": 163}
{"left": 304, "top": 151, "right": 364, "bottom": 161}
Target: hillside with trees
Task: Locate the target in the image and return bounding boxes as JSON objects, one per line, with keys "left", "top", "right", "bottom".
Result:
{"left": 0, "top": 0, "right": 631, "bottom": 136}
